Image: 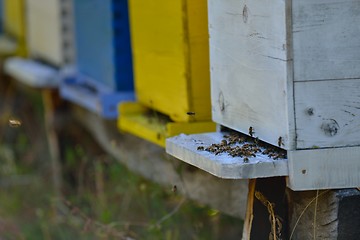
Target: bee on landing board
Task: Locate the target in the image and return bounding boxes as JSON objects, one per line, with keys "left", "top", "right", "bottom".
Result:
{"left": 248, "top": 126, "right": 254, "bottom": 137}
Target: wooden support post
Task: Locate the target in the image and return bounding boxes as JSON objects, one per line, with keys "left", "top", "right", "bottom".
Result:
{"left": 42, "top": 89, "right": 63, "bottom": 199}
{"left": 242, "top": 179, "right": 256, "bottom": 240}
{"left": 242, "top": 177, "right": 289, "bottom": 240}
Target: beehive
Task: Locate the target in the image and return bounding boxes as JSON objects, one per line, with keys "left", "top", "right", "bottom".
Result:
{"left": 60, "top": 0, "right": 134, "bottom": 119}
{"left": 119, "top": 0, "right": 215, "bottom": 147}
{"left": 26, "top": 0, "right": 73, "bottom": 66}
{"left": 209, "top": 0, "right": 360, "bottom": 151}
{"left": 166, "top": 0, "right": 360, "bottom": 190}
{"left": 1, "top": 0, "right": 26, "bottom": 56}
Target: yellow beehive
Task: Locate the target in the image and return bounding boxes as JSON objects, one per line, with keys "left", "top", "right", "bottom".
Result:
{"left": 119, "top": 0, "right": 215, "bottom": 147}
{"left": 3, "top": 0, "right": 27, "bottom": 56}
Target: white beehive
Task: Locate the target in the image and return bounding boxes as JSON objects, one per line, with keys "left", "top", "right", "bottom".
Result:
{"left": 167, "top": 0, "right": 360, "bottom": 191}
{"left": 210, "top": 0, "right": 360, "bottom": 151}
{"left": 26, "top": 0, "right": 74, "bottom": 67}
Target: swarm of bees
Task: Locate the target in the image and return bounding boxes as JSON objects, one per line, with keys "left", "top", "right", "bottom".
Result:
{"left": 197, "top": 128, "right": 287, "bottom": 162}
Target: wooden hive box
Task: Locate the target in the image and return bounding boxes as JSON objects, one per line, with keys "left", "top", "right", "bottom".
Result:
{"left": 60, "top": 0, "right": 134, "bottom": 119}
{"left": 3, "top": 0, "right": 73, "bottom": 88}
{"left": 118, "top": 0, "right": 215, "bottom": 147}
{"left": 0, "top": 0, "right": 27, "bottom": 56}
{"left": 26, "top": 0, "right": 73, "bottom": 67}
{"left": 166, "top": 0, "right": 360, "bottom": 190}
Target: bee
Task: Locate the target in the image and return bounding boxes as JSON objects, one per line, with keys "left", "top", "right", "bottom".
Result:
{"left": 248, "top": 127, "right": 254, "bottom": 137}
{"left": 243, "top": 157, "right": 249, "bottom": 163}
{"left": 197, "top": 146, "right": 205, "bottom": 151}
{"left": 220, "top": 139, "right": 228, "bottom": 146}
{"left": 172, "top": 185, "right": 177, "bottom": 193}
{"left": 186, "top": 112, "right": 196, "bottom": 116}
{"left": 278, "top": 137, "right": 284, "bottom": 148}
{"left": 8, "top": 119, "right": 22, "bottom": 128}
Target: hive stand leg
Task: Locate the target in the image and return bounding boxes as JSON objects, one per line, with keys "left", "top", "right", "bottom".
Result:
{"left": 242, "top": 177, "right": 289, "bottom": 240}
{"left": 42, "top": 89, "right": 63, "bottom": 199}
{"left": 287, "top": 188, "right": 360, "bottom": 240}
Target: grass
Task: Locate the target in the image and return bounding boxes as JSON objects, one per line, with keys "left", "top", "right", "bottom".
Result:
{"left": 0, "top": 79, "right": 243, "bottom": 239}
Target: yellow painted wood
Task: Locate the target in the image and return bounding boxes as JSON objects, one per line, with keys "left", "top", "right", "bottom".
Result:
{"left": 3, "top": 0, "right": 27, "bottom": 56}
{"left": 128, "top": 0, "right": 211, "bottom": 122}
{"left": 118, "top": 102, "right": 216, "bottom": 147}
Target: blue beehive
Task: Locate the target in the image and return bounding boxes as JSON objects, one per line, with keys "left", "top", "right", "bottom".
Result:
{"left": 60, "top": 0, "right": 134, "bottom": 119}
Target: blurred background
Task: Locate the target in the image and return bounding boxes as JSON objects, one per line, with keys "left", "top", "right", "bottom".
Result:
{"left": 0, "top": 74, "right": 244, "bottom": 239}
{"left": 0, "top": 0, "right": 244, "bottom": 239}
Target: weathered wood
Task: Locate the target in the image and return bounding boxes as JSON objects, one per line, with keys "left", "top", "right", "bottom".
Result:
{"left": 288, "top": 147, "right": 360, "bottom": 190}
{"left": 166, "top": 132, "right": 288, "bottom": 179}
{"left": 242, "top": 179, "right": 255, "bottom": 240}
{"left": 209, "top": 0, "right": 294, "bottom": 149}
{"left": 287, "top": 188, "right": 360, "bottom": 239}
{"left": 208, "top": 0, "right": 360, "bottom": 153}
{"left": 292, "top": 0, "right": 360, "bottom": 81}
{"left": 72, "top": 105, "right": 248, "bottom": 219}
{"left": 42, "top": 89, "right": 62, "bottom": 198}
{"left": 295, "top": 79, "right": 360, "bottom": 149}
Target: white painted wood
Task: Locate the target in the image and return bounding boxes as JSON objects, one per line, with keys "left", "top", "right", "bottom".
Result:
{"left": 166, "top": 132, "right": 288, "bottom": 179}
{"left": 293, "top": 0, "right": 360, "bottom": 81}
{"left": 295, "top": 79, "right": 360, "bottom": 149}
{"left": 4, "top": 57, "right": 59, "bottom": 88}
{"left": 26, "top": 0, "right": 73, "bottom": 66}
{"left": 288, "top": 147, "right": 360, "bottom": 190}
{"left": 208, "top": 0, "right": 293, "bottom": 149}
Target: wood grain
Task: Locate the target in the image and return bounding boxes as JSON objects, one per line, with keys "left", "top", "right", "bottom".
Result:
{"left": 208, "top": 0, "right": 293, "bottom": 149}
{"left": 293, "top": 0, "right": 360, "bottom": 81}
{"left": 288, "top": 147, "right": 360, "bottom": 190}
{"left": 295, "top": 79, "right": 360, "bottom": 149}
{"left": 166, "top": 132, "right": 288, "bottom": 179}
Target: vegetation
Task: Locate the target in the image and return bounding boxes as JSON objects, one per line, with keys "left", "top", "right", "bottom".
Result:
{"left": 0, "top": 78, "right": 243, "bottom": 239}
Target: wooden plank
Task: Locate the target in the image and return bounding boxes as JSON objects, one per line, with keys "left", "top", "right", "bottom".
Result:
{"left": 118, "top": 102, "right": 216, "bottom": 147}
{"left": 73, "top": 0, "right": 133, "bottom": 91}
{"left": 129, "top": 0, "right": 211, "bottom": 122}
{"left": 26, "top": 0, "right": 70, "bottom": 66}
{"left": 3, "top": 0, "right": 27, "bottom": 56}
{"left": 166, "top": 132, "right": 288, "bottom": 179}
{"left": 4, "top": 57, "right": 59, "bottom": 88}
{"left": 288, "top": 147, "right": 360, "bottom": 190}
{"left": 295, "top": 79, "right": 360, "bottom": 149}
{"left": 208, "top": 0, "right": 292, "bottom": 149}
{"left": 293, "top": 0, "right": 360, "bottom": 81}
{"left": 60, "top": 74, "right": 134, "bottom": 119}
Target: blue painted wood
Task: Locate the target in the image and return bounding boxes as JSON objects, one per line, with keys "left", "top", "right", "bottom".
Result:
{"left": 61, "top": 0, "right": 134, "bottom": 118}
{"left": 60, "top": 73, "right": 135, "bottom": 119}
{"left": 73, "top": 0, "right": 133, "bottom": 91}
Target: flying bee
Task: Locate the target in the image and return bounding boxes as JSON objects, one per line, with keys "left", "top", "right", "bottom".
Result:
{"left": 8, "top": 118, "right": 22, "bottom": 128}
{"left": 243, "top": 157, "right": 249, "bottom": 163}
{"left": 172, "top": 185, "right": 177, "bottom": 193}
{"left": 186, "top": 111, "right": 196, "bottom": 116}
{"left": 248, "top": 126, "right": 254, "bottom": 137}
